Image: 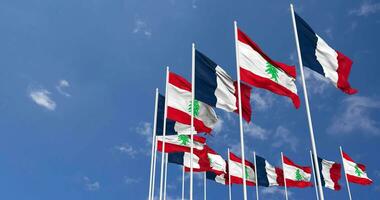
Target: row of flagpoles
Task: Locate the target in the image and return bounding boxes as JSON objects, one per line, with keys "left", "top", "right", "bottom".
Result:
{"left": 146, "top": 4, "right": 372, "bottom": 200}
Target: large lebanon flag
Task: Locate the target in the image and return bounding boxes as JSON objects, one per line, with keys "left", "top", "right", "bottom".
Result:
{"left": 195, "top": 49, "right": 252, "bottom": 122}
{"left": 157, "top": 134, "right": 206, "bottom": 153}
{"left": 317, "top": 157, "right": 342, "bottom": 190}
{"left": 283, "top": 155, "right": 312, "bottom": 188}
{"left": 237, "top": 28, "right": 300, "bottom": 108}
{"left": 342, "top": 151, "right": 373, "bottom": 185}
{"left": 294, "top": 12, "right": 357, "bottom": 95}
{"left": 229, "top": 152, "right": 256, "bottom": 186}
{"left": 167, "top": 72, "right": 218, "bottom": 134}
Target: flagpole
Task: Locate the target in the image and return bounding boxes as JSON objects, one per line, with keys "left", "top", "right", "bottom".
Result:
{"left": 290, "top": 4, "right": 325, "bottom": 200}
{"left": 152, "top": 131, "right": 159, "bottom": 200}
{"left": 340, "top": 146, "right": 352, "bottom": 200}
{"left": 164, "top": 153, "right": 168, "bottom": 200}
{"left": 253, "top": 151, "right": 259, "bottom": 200}
{"left": 309, "top": 150, "right": 320, "bottom": 200}
{"left": 228, "top": 148, "right": 232, "bottom": 200}
{"left": 159, "top": 67, "right": 170, "bottom": 200}
{"left": 281, "top": 152, "right": 288, "bottom": 200}
{"left": 190, "top": 42, "right": 196, "bottom": 200}
{"left": 204, "top": 172, "right": 207, "bottom": 200}
{"left": 148, "top": 88, "right": 159, "bottom": 200}
{"left": 234, "top": 20, "right": 248, "bottom": 200}
{"left": 182, "top": 166, "right": 185, "bottom": 200}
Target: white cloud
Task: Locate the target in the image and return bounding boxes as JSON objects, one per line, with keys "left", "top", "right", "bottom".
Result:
{"left": 301, "top": 67, "right": 331, "bottom": 95}
{"left": 56, "top": 79, "right": 71, "bottom": 97}
{"left": 350, "top": 1, "right": 380, "bottom": 16}
{"left": 272, "top": 126, "right": 298, "bottom": 152}
{"left": 324, "top": 28, "right": 333, "bottom": 39}
{"left": 328, "top": 96, "right": 380, "bottom": 135}
{"left": 212, "top": 118, "right": 224, "bottom": 134}
{"left": 251, "top": 90, "right": 276, "bottom": 111}
{"left": 114, "top": 143, "right": 138, "bottom": 158}
{"left": 244, "top": 122, "right": 269, "bottom": 140}
{"left": 133, "top": 19, "right": 152, "bottom": 37}
{"left": 124, "top": 177, "right": 141, "bottom": 184}
{"left": 29, "top": 88, "right": 56, "bottom": 111}
{"left": 261, "top": 187, "right": 292, "bottom": 197}
{"left": 191, "top": 0, "right": 197, "bottom": 9}
{"left": 83, "top": 176, "right": 100, "bottom": 191}
{"left": 136, "top": 122, "right": 153, "bottom": 143}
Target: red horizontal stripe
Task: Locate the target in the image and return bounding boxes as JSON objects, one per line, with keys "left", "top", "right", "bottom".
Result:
{"left": 285, "top": 179, "right": 312, "bottom": 188}
{"left": 157, "top": 141, "right": 191, "bottom": 153}
{"left": 229, "top": 152, "right": 255, "bottom": 168}
{"left": 230, "top": 176, "right": 255, "bottom": 186}
{"left": 347, "top": 174, "right": 373, "bottom": 185}
{"left": 342, "top": 151, "right": 354, "bottom": 162}
{"left": 336, "top": 51, "right": 357, "bottom": 95}
{"left": 283, "top": 155, "right": 312, "bottom": 174}
{"left": 275, "top": 167, "right": 285, "bottom": 186}
{"left": 169, "top": 72, "right": 191, "bottom": 92}
{"left": 167, "top": 107, "right": 212, "bottom": 133}
{"left": 240, "top": 68, "right": 300, "bottom": 109}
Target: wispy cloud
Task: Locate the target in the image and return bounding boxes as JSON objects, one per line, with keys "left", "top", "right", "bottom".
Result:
{"left": 114, "top": 143, "right": 138, "bottom": 158}
{"left": 136, "top": 122, "right": 153, "bottom": 144}
{"left": 29, "top": 88, "right": 56, "bottom": 111}
{"left": 83, "top": 176, "right": 100, "bottom": 191}
{"left": 133, "top": 19, "right": 152, "bottom": 37}
{"left": 212, "top": 118, "right": 224, "bottom": 134}
{"left": 251, "top": 90, "right": 276, "bottom": 111}
{"left": 244, "top": 122, "right": 269, "bottom": 140}
{"left": 261, "top": 187, "right": 292, "bottom": 197}
{"left": 272, "top": 126, "right": 299, "bottom": 152}
{"left": 301, "top": 67, "right": 330, "bottom": 95}
{"left": 56, "top": 79, "right": 71, "bottom": 97}
{"left": 328, "top": 96, "right": 380, "bottom": 135}
{"left": 124, "top": 176, "right": 141, "bottom": 184}
{"left": 191, "top": 0, "right": 198, "bottom": 9}
{"left": 349, "top": 1, "right": 380, "bottom": 16}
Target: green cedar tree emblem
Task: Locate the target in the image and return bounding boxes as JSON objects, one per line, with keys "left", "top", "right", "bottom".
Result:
{"left": 187, "top": 99, "right": 200, "bottom": 117}
{"left": 355, "top": 165, "right": 363, "bottom": 177}
{"left": 245, "top": 166, "right": 251, "bottom": 179}
{"left": 177, "top": 134, "right": 190, "bottom": 145}
{"left": 265, "top": 62, "right": 279, "bottom": 82}
{"left": 295, "top": 169, "right": 304, "bottom": 181}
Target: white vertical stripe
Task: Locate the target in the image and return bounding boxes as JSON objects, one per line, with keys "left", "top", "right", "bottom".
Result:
{"left": 184, "top": 152, "right": 200, "bottom": 169}
{"left": 320, "top": 159, "right": 336, "bottom": 190}
{"left": 315, "top": 35, "right": 339, "bottom": 86}
{"left": 265, "top": 161, "right": 279, "bottom": 186}
{"left": 215, "top": 65, "right": 237, "bottom": 112}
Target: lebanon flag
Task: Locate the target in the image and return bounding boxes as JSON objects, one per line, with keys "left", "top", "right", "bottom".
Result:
{"left": 294, "top": 12, "right": 357, "bottom": 95}
{"left": 185, "top": 145, "right": 227, "bottom": 175}
{"left": 237, "top": 28, "right": 300, "bottom": 108}
{"left": 342, "top": 151, "right": 373, "bottom": 185}
{"left": 206, "top": 171, "right": 229, "bottom": 185}
{"left": 256, "top": 155, "right": 285, "bottom": 187}
{"left": 283, "top": 155, "right": 312, "bottom": 188}
{"left": 157, "top": 134, "right": 206, "bottom": 153}
{"left": 168, "top": 150, "right": 210, "bottom": 171}
{"left": 167, "top": 72, "right": 218, "bottom": 134}
{"left": 317, "top": 157, "right": 342, "bottom": 190}
{"left": 229, "top": 152, "right": 256, "bottom": 186}
{"left": 195, "top": 49, "right": 252, "bottom": 122}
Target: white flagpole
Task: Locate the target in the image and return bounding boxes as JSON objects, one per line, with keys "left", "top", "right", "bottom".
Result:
{"left": 309, "top": 150, "right": 320, "bottom": 200}
{"left": 340, "top": 146, "right": 353, "bottom": 200}
{"left": 151, "top": 133, "right": 158, "bottom": 200}
{"left": 148, "top": 88, "right": 159, "bottom": 200}
{"left": 289, "top": 4, "right": 325, "bottom": 200}
{"left": 204, "top": 172, "right": 207, "bottom": 200}
{"left": 190, "top": 42, "right": 195, "bottom": 200}
{"left": 233, "top": 20, "right": 248, "bottom": 200}
{"left": 182, "top": 166, "right": 185, "bottom": 200}
{"left": 228, "top": 148, "right": 232, "bottom": 200}
{"left": 281, "top": 152, "right": 288, "bottom": 200}
{"left": 164, "top": 153, "right": 168, "bottom": 200}
{"left": 159, "top": 67, "right": 170, "bottom": 200}
{"left": 253, "top": 151, "right": 259, "bottom": 200}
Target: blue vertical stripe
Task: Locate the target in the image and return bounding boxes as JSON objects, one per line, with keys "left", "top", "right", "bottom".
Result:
{"left": 206, "top": 171, "right": 217, "bottom": 181}
{"left": 317, "top": 157, "right": 326, "bottom": 187}
{"left": 168, "top": 152, "right": 185, "bottom": 165}
{"left": 295, "top": 12, "right": 325, "bottom": 76}
{"left": 256, "top": 155, "right": 270, "bottom": 187}
{"left": 195, "top": 50, "right": 218, "bottom": 107}
{"left": 156, "top": 94, "right": 177, "bottom": 136}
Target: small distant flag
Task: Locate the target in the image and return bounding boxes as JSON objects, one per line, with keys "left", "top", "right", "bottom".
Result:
{"left": 255, "top": 155, "right": 285, "bottom": 187}
{"left": 283, "top": 155, "right": 312, "bottom": 188}
{"left": 157, "top": 135, "right": 206, "bottom": 153}
{"left": 184, "top": 145, "right": 227, "bottom": 175}
{"left": 237, "top": 28, "right": 300, "bottom": 108}
{"left": 317, "top": 157, "right": 342, "bottom": 190}
{"left": 294, "top": 13, "right": 357, "bottom": 94}
{"left": 195, "top": 50, "right": 252, "bottom": 122}
{"left": 342, "top": 151, "right": 373, "bottom": 185}
{"left": 167, "top": 72, "right": 218, "bottom": 133}
{"left": 229, "top": 152, "right": 256, "bottom": 186}
{"left": 168, "top": 151, "right": 209, "bottom": 171}
{"left": 206, "top": 171, "right": 229, "bottom": 185}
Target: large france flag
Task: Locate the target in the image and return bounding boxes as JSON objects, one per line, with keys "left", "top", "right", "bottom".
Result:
{"left": 295, "top": 12, "right": 357, "bottom": 94}
{"left": 195, "top": 50, "right": 252, "bottom": 122}
{"left": 256, "top": 155, "right": 284, "bottom": 187}
{"left": 317, "top": 157, "right": 342, "bottom": 190}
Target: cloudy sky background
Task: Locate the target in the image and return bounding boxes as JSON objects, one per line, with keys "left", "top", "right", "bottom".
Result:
{"left": 0, "top": 0, "right": 379, "bottom": 199}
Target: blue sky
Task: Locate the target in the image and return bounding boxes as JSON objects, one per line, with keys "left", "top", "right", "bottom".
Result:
{"left": 0, "top": 0, "right": 379, "bottom": 199}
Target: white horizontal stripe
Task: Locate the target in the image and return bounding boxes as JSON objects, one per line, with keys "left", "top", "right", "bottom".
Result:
{"left": 208, "top": 153, "right": 227, "bottom": 173}
{"left": 283, "top": 163, "right": 311, "bottom": 181}
{"left": 315, "top": 34, "right": 339, "bottom": 87}
{"left": 265, "top": 160, "right": 279, "bottom": 186}
{"left": 215, "top": 65, "right": 237, "bottom": 112}
{"left": 183, "top": 152, "right": 200, "bottom": 169}
{"left": 174, "top": 122, "right": 196, "bottom": 135}
{"left": 214, "top": 174, "right": 226, "bottom": 184}
{"left": 320, "top": 159, "right": 336, "bottom": 190}
{"left": 238, "top": 41, "right": 297, "bottom": 94}
{"left": 229, "top": 160, "right": 255, "bottom": 182}
{"left": 156, "top": 135, "right": 204, "bottom": 150}
{"left": 343, "top": 158, "right": 370, "bottom": 179}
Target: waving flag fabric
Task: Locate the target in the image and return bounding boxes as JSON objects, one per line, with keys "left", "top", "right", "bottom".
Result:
{"left": 195, "top": 50, "right": 252, "bottom": 122}
{"left": 167, "top": 72, "right": 218, "bottom": 133}
{"left": 283, "top": 155, "right": 312, "bottom": 188}
{"left": 157, "top": 135, "right": 206, "bottom": 153}
{"left": 317, "top": 157, "right": 342, "bottom": 190}
{"left": 342, "top": 151, "right": 373, "bottom": 185}
{"left": 229, "top": 152, "right": 256, "bottom": 186}
{"left": 256, "top": 155, "right": 284, "bottom": 187}
{"left": 237, "top": 28, "right": 300, "bottom": 108}
{"left": 206, "top": 171, "right": 229, "bottom": 185}
{"left": 294, "top": 13, "right": 357, "bottom": 94}
{"left": 168, "top": 151, "right": 209, "bottom": 171}
{"left": 184, "top": 145, "right": 227, "bottom": 175}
